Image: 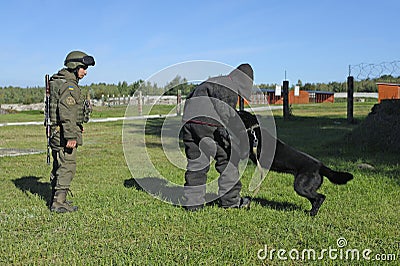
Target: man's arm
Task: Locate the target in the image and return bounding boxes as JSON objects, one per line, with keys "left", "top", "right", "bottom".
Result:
{"left": 58, "top": 83, "right": 80, "bottom": 146}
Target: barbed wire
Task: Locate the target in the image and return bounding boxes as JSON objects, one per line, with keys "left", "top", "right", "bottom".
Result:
{"left": 349, "top": 60, "right": 400, "bottom": 80}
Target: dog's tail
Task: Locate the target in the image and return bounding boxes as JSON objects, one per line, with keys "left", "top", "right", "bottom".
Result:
{"left": 320, "top": 165, "right": 353, "bottom": 185}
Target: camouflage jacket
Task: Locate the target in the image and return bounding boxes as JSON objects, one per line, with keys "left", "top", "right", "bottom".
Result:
{"left": 50, "top": 68, "right": 85, "bottom": 145}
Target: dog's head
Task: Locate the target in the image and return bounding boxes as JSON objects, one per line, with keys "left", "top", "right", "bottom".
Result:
{"left": 237, "top": 110, "right": 259, "bottom": 129}
{"left": 237, "top": 110, "right": 262, "bottom": 163}
{"left": 237, "top": 110, "right": 277, "bottom": 168}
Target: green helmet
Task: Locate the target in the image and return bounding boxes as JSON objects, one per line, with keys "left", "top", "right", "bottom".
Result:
{"left": 64, "top": 51, "right": 95, "bottom": 70}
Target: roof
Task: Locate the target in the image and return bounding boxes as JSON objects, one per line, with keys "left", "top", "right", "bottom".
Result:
{"left": 257, "top": 88, "right": 274, "bottom": 93}
{"left": 256, "top": 88, "right": 333, "bottom": 95}
{"left": 376, "top": 82, "right": 400, "bottom": 86}
{"left": 306, "top": 91, "right": 334, "bottom": 95}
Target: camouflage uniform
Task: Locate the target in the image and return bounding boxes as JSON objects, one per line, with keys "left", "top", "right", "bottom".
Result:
{"left": 49, "top": 51, "right": 94, "bottom": 213}
{"left": 50, "top": 69, "right": 85, "bottom": 188}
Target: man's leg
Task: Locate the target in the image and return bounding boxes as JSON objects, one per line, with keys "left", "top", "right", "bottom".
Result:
{"left": 215, "top": 146, "right": 242, "bottom": 208}
{"left": 183, "top": 124, "right": 218, "bottom": 210}
{"left": 183, "top": 139, "right": 209, "bottom": 209}
{"left": 51, "top": 147, "right": 78, "bottom": 213}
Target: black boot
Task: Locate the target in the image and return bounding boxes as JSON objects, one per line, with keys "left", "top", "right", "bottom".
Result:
{"left": 220, "top": 197, "right": 251, "bottom": 209}
{"left": 50, "top": 189, "right": 78, "bottom": 213}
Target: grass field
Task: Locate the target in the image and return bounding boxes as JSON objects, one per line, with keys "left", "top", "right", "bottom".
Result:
{"left": 1, "top": 102, "right": 399, "bottom": 265}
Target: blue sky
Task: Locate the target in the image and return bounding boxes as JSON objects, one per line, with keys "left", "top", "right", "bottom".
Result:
{"left": 0, "top": 0, "right": 399, "bottom": 87}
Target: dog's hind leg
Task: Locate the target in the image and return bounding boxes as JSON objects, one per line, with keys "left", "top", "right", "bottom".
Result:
{"left": 294, "top": 171, "right": 325, "bottom": 216}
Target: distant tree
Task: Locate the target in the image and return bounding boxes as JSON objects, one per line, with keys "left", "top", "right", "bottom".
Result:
{"left": 297, "top": 79, "right": 303, "bottom": 87}
{"left": 302, "top": 83, "right": 316, "bottom": 91}
{"left": 257, "top": 83, "right": 278, "bottom": 89}
{"left": 5, "top": 74, "right": 400, "bottom": 105}
{"left": 328, "top": 81, "right": 346, "bottom": 92}
{"left": 163, "top": 75, "right": 196, "bottom": 96}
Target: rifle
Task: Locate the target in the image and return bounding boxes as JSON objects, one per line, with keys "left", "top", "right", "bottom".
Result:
{"left": 83, "top": 89, "right": 92, "bottom": 123}
{"left": 45, "top": 74, "right": 51, "bottom": 165}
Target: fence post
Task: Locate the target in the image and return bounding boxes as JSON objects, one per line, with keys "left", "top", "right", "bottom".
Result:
{"left": 347, "top": 76, "right": 354, "bottom": 123}
{"left": 283, "top": 80, "right": 290, "bottom": 120}
{"left": 138, "top": 91, "right": 142, "bottom": 116}
{"left": 177, "top": 89, "right": 182, "bottom": 116}
{"left": 238, "top": 96, "right": 244, "bottom": 111}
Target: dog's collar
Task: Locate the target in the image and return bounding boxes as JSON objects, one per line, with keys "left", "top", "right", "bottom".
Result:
{"left": 246, "top": 124, "right": 260, "bottom": 132}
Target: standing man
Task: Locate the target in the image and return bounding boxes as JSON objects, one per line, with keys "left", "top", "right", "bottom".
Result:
{"left": 49, "top": 51, "right": 95, "bottom": 213}
{"left": 182, "top": 63, "right": 254, "bottom": 211}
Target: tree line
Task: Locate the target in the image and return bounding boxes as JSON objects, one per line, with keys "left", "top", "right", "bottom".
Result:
{"left": 1, "top": 75, "right": 399, "bottom": 105}
{"left": 0, "top": 76, "right": 196, "bottom": 105}
{"left": 259, "top": 75, "right": 400, "bottom": 93}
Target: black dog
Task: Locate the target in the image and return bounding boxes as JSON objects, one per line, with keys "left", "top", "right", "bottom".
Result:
{"left": 237, "top": 110, "right": 353, "bottom": 216}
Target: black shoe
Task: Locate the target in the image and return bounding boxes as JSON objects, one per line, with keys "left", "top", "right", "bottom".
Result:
{"left": 221, "top": 197, "right": 251, "bottom": 209}
{"left": 238, "top": 197, "right": 251, "bottom": 209}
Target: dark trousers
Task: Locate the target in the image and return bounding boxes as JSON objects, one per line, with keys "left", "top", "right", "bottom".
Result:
{"left": 183, "top": 123, "right": 241, "bottom": 208}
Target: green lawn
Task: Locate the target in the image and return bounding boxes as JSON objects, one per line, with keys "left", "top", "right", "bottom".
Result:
{"left": 1, "top": 102, "right": 399, "bottom": 265}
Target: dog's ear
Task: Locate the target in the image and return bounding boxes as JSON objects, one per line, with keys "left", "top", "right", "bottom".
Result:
{"left": 237, "top": 110, "right": 250, "bottom": 122}
{"left": 237, "top": 110, "right": 261, "bottom": 128}
{"left": 249, "top": 112, "right": 258, "bottom": 125}
{"left": 239, "top": 110, "right": 258, "bottom": 128}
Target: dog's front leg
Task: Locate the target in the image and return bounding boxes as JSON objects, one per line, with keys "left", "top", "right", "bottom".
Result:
{"left": 309, "top": 194, "right": 326, "bottom": 216}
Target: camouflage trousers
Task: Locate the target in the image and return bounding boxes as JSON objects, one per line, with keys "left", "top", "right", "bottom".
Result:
{"left": 50, "top": 147, "right": 77, "bottom": 190}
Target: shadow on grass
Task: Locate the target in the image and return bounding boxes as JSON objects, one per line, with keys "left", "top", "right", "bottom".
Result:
{"left": 273, "top": 116, "right": 355, "bottom": 153}
{"left": 383, "top": 168, "right": 400, "bottom": 186}
{"left": 144, "top": 118, "right": 164, "bottom": 136}
{"left": 145, "top": 117, "right": 184, "bottom": 138}
{"left": 124, "top": 177, "right": 217, "bottom": 206}
{"left": 124, "top": 177, "right": 185, "bottom": 206}
{"left": 251, "top": 197, "right": 302, "bottom": 212}
{"left": 12, "top": 176, "right": 52, "bottom": 207}
{"left": 124, "top": 177, "right": 303, "bottom": 213}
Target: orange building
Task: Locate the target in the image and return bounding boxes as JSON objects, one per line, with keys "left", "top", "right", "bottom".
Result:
{"left": 273, "top": 90, "right": 309, "bottom": 104}
{"left": 309, "top": 91, "right": 335, "bottom": 103}
{"left": 258, "top": 89, "right": 334, "bottom": 104}
{"left": 377, "top": 83, "right": 400, "bottom": 103}
{"left": 291, "top": 90, "right": 310, "bottom": 104}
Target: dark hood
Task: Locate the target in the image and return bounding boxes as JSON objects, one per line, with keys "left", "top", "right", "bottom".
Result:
{"left": 228, "top": 63, "right": 253, "bottom": 101}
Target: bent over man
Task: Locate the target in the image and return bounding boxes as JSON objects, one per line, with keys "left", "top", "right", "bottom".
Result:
{"left": 49, "top": 51, "right": 95, "bottom": 213}
{"left": 182, "top": 63, "right": 254, "bottom": 211}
